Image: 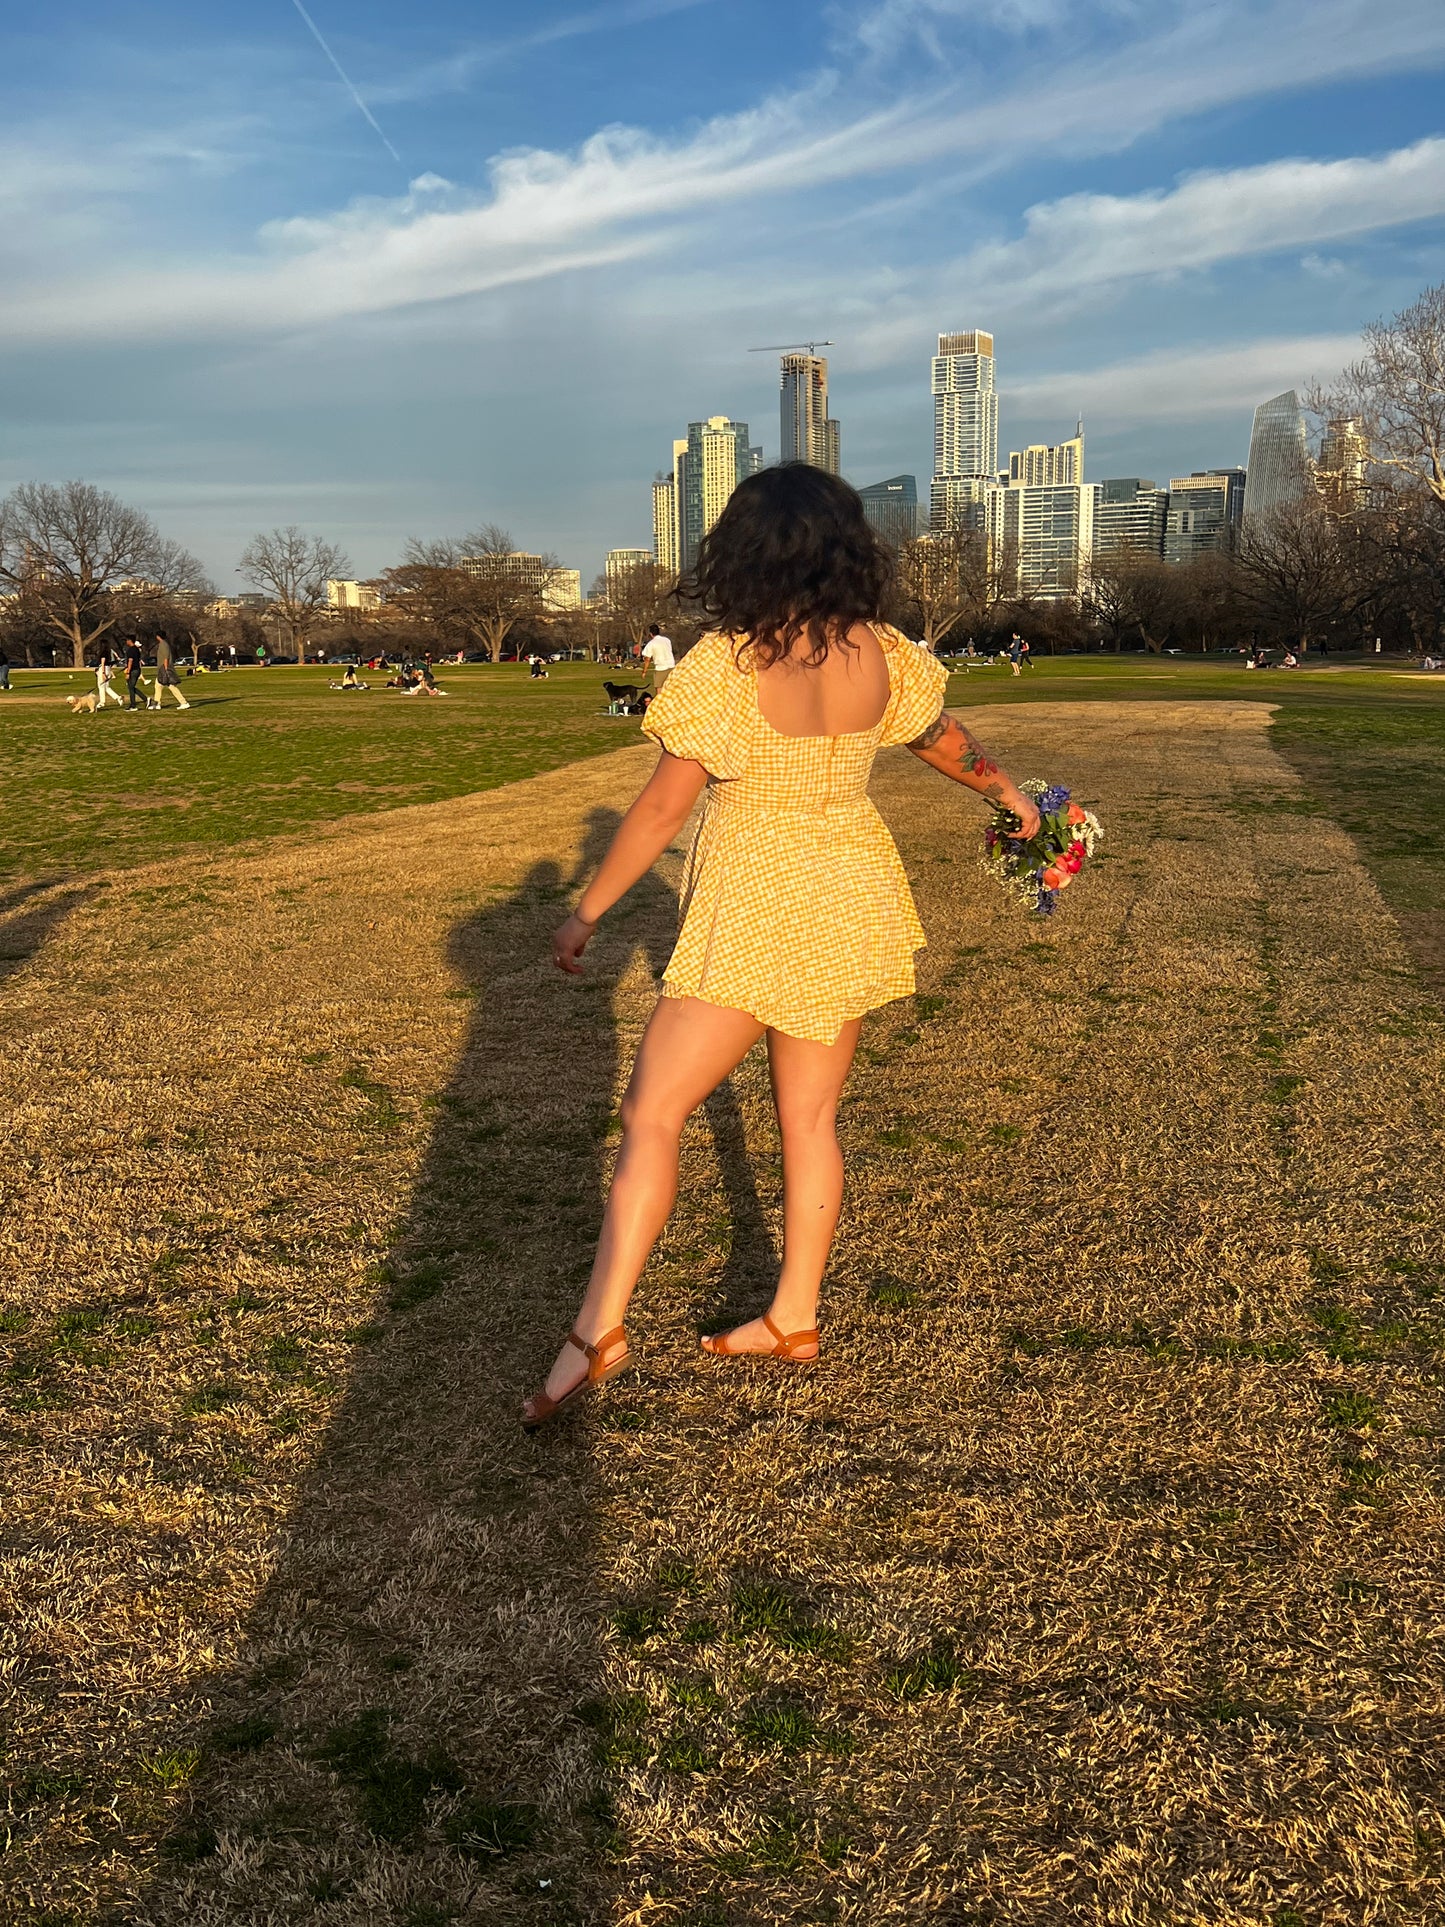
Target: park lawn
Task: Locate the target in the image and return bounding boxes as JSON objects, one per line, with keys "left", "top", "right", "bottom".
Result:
{"left": 6, "top": 652, "right": 1445, "bottom": 983}
{"left": 947, "top": 657, "right": 1445, "bottom": 987}
{"left": 2, "top": 705, "right": 1442, "bottom": 1923}
{"left": 0, "top": 663, "right": 642, "bottom": 883}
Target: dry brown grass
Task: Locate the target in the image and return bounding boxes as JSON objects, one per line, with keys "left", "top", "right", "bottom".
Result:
{"left": 2, "top": 703, "right": 1443, "bottom": 1927}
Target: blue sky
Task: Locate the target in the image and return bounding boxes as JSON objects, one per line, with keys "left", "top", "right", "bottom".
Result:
{"left": 3, "top": 0, "right": 1445, "bottom": 587}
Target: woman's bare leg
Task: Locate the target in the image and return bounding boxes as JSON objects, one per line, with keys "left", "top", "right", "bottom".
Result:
{"left": 522, "top": 996, "right": 764, "bottom": 1417}
{"left": 701, "top": 1019, "right": 862, "bottom": 1357}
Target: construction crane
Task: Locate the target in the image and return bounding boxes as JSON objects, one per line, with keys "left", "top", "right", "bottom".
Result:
{"left": 747, "top": 341, "right": 834, "bottom": 355}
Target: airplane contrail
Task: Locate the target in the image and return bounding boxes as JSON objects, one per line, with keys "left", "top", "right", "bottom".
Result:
{"left": 291, "top": 0, "right": 404, "bottom": 168}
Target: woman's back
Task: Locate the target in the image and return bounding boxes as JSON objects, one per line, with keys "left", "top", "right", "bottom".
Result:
{"left": 753, "top": 622, "right": 891, "bottom": 739}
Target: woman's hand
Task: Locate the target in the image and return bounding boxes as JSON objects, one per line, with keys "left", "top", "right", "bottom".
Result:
{"left": 552, "top": 912, "right": 595, "bottom": 975}
{"left": 1002, "top": 790, "right": 1042, "bottom": 840}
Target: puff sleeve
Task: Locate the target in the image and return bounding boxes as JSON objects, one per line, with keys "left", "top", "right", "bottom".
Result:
{"left": 878, "top": 627, "right": 949, "bottom": 746}
{"left": 641, "top": 631, "right": 755, "bottom": 780}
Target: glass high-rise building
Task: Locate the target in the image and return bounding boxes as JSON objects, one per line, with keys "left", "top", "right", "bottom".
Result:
{"left": 1164, "top": 469, "right": 1246, "bottom": 564}
{"left": 1317, "top": 416, "right": 1369, "bottom": 514}
{"left": 682, "top": 417, "right": 762, "bottom": 570}
{"left": 1093, "top": 479, "right": 1168, "bottom": 558}
{"left": 780, "top": 354, "right": 841, "bottom": 474}
{"left": 988, "top": 484, "right": 1096, "bottom": 599}
{"left": 1242, "top": 391, "right": 1310, "bottom": 525}
{"left": 930, "top": 329, "right": 998, "bottom": 528}
{"left": 858, "top": 475, "right": 918, "bottom": 545}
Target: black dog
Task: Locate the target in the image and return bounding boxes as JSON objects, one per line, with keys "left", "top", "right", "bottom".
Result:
{"left": 603, "top": 681, "right": 641, "bottom": 706}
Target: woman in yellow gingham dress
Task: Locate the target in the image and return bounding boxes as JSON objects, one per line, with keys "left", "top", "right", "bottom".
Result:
{"left": 523, "top": 467, "right": 1041, "bottom": 1430}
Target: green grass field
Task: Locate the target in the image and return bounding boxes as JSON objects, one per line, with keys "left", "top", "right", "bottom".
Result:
{"left": 0, "top": 663, "right": 636, "bottom": 882}
{"left": 6, "top": 653, "right": 1444, "bottom": 979}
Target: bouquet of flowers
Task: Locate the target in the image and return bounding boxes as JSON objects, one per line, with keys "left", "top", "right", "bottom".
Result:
{"left": 982, "top": 779, "right": 1103, "bottom": 916}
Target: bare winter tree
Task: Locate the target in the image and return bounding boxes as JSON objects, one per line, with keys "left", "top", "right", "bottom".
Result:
{"left": 385, "top": 527, "right": 552, "bottom": 663}
{"left": 1235, "top": 498, "right": 1359, "bottom": 654}
{"left": 894, "top": 514, "right": 1030, "bottom": 650}
{"left": 1344, "top": 490, "right": 1445, "bottom": 654}
{"left": 238, "top": 527, "right": 351, "bottom": 664}
{"left": 604, "top": 557, "right": 675, "bottom": 648}
{"left": 1310, "top": 283, "right": 1445, "bottom": 507}
{"left": 1082, "top": 549, "right": 1150, "bottom": 652}
{"left": 0, "top": 480, "right": 210, "bottom": 668}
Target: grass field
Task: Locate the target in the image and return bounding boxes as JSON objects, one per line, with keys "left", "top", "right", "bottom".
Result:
{"left": 5, "top": 652, "right": 1444, "bottom": 984}
{"left": 2, "top": 669, "right": 1444, "bottom": 1924}
{"left": 0, "top": 664, "right": 635, "bottom": 882}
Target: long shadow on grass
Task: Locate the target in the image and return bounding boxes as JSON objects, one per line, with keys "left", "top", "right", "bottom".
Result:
{"left": 143, "top": 805, "right": 773, "bottom": 1923}
{"left": 0, "top": 880, "right": 100, "bottom": 979}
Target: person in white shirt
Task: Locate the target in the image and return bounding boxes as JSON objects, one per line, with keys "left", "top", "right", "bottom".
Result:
{"left": 638, "top": 623, "right": 675, "bottom": 689}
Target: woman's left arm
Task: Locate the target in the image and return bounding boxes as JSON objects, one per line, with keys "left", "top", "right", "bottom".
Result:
{"left": 906, "top": 712, "right": 1042, "bottom": 838}
{"left": 552, "top": 751, "right": 709, "bottom": 974}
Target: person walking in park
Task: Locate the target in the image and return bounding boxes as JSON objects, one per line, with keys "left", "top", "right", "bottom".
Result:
{"left": 95, "top": 643, "right": 126, "bottom": 710}
{"left": 121, "top": 634, "right": 145, "bottom": 710}
{"left": 0, "top": 646, "right": 10, "bottom": 692}
{"left": 638, "top": 621, "right": 675, "bottom": 691}
{"left": 151, "top": 632, "right": 191, "bottom": 711}
{"left": 1008, "top": 631, "right": 1029, "bottom": 677}
{"left": 523, "top": 463, "right": 1042, "bottom": 1428}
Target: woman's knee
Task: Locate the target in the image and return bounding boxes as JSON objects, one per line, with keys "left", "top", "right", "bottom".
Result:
{"left": 776, "top": 1099, "right": 841, "bottom": 1146}
{"left": 619, "top": 1086, "right": 686, "bottom": 1143}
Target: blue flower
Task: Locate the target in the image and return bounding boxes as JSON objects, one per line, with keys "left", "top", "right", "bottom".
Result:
{"left": 1037, "top": 785, "right": 1070, "bottom": 813}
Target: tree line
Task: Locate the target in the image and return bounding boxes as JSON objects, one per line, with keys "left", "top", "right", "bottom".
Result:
{"left": 4, "top": 283, "right": 1443, "bottom": 669}
{"left": 0, "top": 484, "right": 680, "bottom": 670}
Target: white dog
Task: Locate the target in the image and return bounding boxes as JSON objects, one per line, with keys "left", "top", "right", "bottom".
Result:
{"left": 66, "top": 691, "right": 100, "bottom": 715}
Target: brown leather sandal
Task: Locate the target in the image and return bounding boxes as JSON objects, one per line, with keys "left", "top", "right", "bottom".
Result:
{"left": 703, "top": 1311, "right": 819, "bottom": 1360}
{"left": 520, "top": 1325, "right": 631, "bottom": 1432}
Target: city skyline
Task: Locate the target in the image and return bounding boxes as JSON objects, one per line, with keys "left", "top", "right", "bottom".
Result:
{"left": 2, "top": 1, "right": 1444, "bottom": 587}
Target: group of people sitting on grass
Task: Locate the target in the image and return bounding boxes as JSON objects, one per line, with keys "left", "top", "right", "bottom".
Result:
{"left": 388, "top": 660, "right": 446, "bottom": 695}
{"left": 326, "top": 658, "right": 446, "bottom": 695}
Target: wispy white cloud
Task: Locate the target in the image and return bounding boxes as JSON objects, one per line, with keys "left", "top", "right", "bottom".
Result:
{"left": 4, "top": 0, "right": 1444, "bottom": 346}
{"left": 1005, "top": 334, "right": 1364, "bottom": 424}
{"left": 961, "top": 138, "right": 1445, "bottom": 303}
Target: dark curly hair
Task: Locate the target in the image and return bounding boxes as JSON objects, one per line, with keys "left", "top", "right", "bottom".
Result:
{"left": 681, "top": 462, "right": 894, "bottom": 669}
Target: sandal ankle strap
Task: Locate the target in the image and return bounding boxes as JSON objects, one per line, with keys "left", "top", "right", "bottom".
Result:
{"left": 761, "top": 1313, "right": 819, "bottom": 1357}
{"left": 566, "top": 1324, "right": 628, "bottom": 1377}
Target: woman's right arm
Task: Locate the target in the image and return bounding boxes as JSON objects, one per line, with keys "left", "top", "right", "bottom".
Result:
{"left": 906, "top": 713, "right": 1042, "bottom": 839}
{"left": 552, "top": 751, "right": 708, "bottom": 974}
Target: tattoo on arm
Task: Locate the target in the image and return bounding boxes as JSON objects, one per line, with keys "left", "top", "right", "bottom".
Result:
{"left": 908, "top": 713, "right": 1006, "bottom": 795}
{"left": 908, "top": 711, "right": 950, "bottom": 750}
{"left": 956, "top": 728, "right": 999, "bottom": 780}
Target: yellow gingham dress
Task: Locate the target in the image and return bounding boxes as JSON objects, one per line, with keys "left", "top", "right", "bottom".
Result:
{"left": 641, "top": 624, "right": 948, "bottom": 1043}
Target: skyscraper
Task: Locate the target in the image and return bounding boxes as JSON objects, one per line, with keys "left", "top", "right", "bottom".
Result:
{"left": 652, "top": 438, "right": 688, "bottom": 575}
{"left": 606, "top": 549, "right": 654, "bottom": 603}
{"left": 652, "top": 476, "right": 677, "bottom": 575}
{"left": 1008, "top": 424, "right": 1084, "bottom": 488}
{"left": 1242, "top": 391, "right": 1310, "bottom": 525}
{"left": 1317, "top": 416, "right": 1369, "bottom": 514}
{"left": 1164, "top": 469, "right": 1247, "bottom": 563}
{"left": 780, "top": 353, "right": 841, "bottom": 474}
{"left": 1093, "top": 479, "right": 1168, "bottom": 558}
{"left": 682, "top": 417, "right": 761, "bottom": 570}
{"left": 858, "top": 475, "right": 918, "bottom": 545}
{"left": 988, "top": 483, "right": 1096, "bottom": 599}
{"left": 930, "top": 329, "right": 998, "bottom": 528}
